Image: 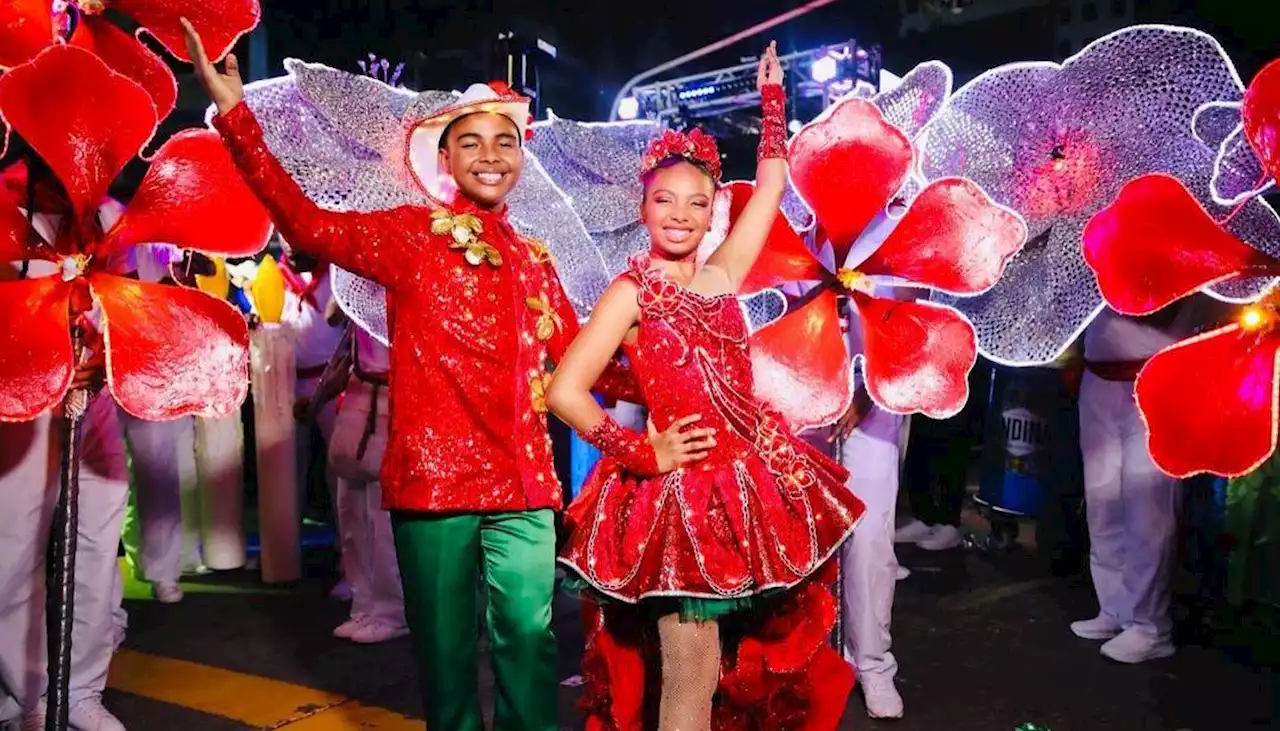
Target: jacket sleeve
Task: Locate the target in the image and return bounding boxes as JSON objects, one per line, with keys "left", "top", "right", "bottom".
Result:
{"left": 213, "top": 102, "right": 414, "bottom": 290}
{"left": 543, "top": 263, "right": 645, "bottom": 406}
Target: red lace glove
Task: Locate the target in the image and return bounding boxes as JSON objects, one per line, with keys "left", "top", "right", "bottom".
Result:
{"left": 758, "top": 84, "right": 787, "bottom": 161}
{"left": 581, "top": 415, "right": 659, "bottom": 476}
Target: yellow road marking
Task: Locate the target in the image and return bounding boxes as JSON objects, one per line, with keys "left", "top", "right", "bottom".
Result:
{"left": 107, "top": 649, "right": 420, "bottom": 729}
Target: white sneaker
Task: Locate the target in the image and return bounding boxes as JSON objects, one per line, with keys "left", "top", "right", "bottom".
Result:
{"left": 152, "top": 582, "right": 183, "bottom": 604}
{"left": 350, "top": 618, "right": 410, "bottom": 644}
{"left": 332, "top": 614, "right": 372, "bottom": 639}
{"left": 895, "top": 565, "right": 911, "bottom": 581}
{"left": 1100, "top": 627, "right": 1175, "bottom": 664}
{"left": 1070, "top": 614, "right": 1123, "bottom": 641}
{"left": 917, "top": 524, "right": 963, "bottom": 551}
{"left": 894, "top": 519, "right": 933, "bottom": 543}
{"left": 69, "top": 695, "right": 125, "bottom": 731}
{"left": 860, "top": 673, "right": 904, "bottom": 719}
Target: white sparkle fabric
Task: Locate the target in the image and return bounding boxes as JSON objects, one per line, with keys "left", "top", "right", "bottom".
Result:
{"left": 916, "top": 25, "right": 1280, "bottom": 365}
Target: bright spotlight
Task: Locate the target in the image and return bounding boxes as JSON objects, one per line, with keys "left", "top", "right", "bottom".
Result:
{"left": 810, "top": 55, "right": 838, "bottom": 84}
{"left": 788, "top": 119, "right": 802, "bottom": 134}
{"left": 1242, "top": 306, "right": 1266, "bottom": 330}
{"left": 618, "top": 96, "right": 639, "bottom": 120}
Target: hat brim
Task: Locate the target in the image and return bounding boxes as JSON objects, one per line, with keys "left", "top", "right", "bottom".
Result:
{"left": 406, "top": 98, "right": 530, "bottom": 203}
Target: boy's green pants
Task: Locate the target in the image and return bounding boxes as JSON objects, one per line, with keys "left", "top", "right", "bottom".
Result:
{"left": 392, "top": 509, "right": 558, "bottom": 731}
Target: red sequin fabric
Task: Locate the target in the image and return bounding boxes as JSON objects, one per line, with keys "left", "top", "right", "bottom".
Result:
{"left": 560, "top": 256, "right": 863, "bottom": 600}
{"left": 580, "top": 416, "right": 660, "bottom": 477}
{"left": 215, "top": 102, "right": 640, "bottom": 513}
{"left": 758, "top": 84, "right": 787, "bottom": 161}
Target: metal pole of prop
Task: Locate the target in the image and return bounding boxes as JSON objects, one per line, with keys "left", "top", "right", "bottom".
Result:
{"left": 832, "top": 434, "right": 845, "bottom": 654}
{"left": 46, "top": 325, "right": 87, "bottom": 731}
{"left": 608, "top": 0, "right": 840, "bottom": 121}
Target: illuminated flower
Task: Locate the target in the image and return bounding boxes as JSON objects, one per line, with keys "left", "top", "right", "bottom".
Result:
{"left": 1083, "top": 173, "right": 1280, "bottom": 477}
{"left": 0, "top": 0, "right": 262, "bottom": 121}
{"left": 916, "top": 25, "right": 1280, "bottom": 365}
{"left": 721, "top": 96, "right": 1026, "bottom": 430}
{"left": 0, "top": 45, "right": 271, "bottom": 421}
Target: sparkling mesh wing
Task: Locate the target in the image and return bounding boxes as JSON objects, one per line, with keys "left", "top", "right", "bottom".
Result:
{"left": 917, "top": 25, "right": 1263, "bottom": 365}
{"left": 873, "top": 60, "right": 953, "bottom": 142}
{"left": 739, "top": 288, "right": 787, "bottom": 334}
{"left": 1210, "top": 125, "right": 1275, "bottom": 206}
{"left": 507, "top": 152, "right": 612, "bottom": 315}
{"left": 330, "top": 265, "right": 389, "bottom": 346}
{"left": 1193, "top": 101, "right": 1242, "bottom": 149}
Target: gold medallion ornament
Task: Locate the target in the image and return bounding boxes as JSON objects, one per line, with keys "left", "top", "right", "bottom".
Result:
{"left": 530, "top": 372, "right": 553, "bottom": 414}
{"left": 525, "top": 237, "right": 554, "bottom": 265}
{"left": 431, "top": 210, "right": 502, "bottom": 268}
{"left": 525, "top": 292, "right": 564, "bottom": 341}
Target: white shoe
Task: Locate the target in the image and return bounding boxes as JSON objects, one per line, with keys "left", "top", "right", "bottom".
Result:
{"left": 152, "top": 582, "right": 183, "bottom": 604}
{"left": 350, "top": 618, "right": 410, "bottom": 644}
{"left": 893, "top": 519, "right": 933, "bottom": 543}
{"left": 332, "top": 614, "right": 372, "bottom": 639}
{"left": 1070, "top": 614, "right": 1123, "bottom": 641}
{"left": 895, "top": 565, "right": 911, "bottom": 581}
{"left": 860, "top": 673, "right": 904, "bottom": 719}
{"left": 1100, "top": 627, "right": 1175, "bottom": 664}
{"left": 917, "top": 524, "right": 963, "bottom": 551}
{"left": 69, "top": 695, "right": 125, "bottom": 731}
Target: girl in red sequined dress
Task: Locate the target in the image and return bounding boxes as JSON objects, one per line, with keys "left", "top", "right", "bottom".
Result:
{"left": 547, "top": 43, "right": 863, "bottom": 731}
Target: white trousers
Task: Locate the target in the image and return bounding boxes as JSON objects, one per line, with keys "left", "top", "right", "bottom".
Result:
{"left": 122, "top": 415, "right": 202, "bottom": 583}
{"left": 330, "top": 379, "right": 403, "bottom": 623}
{"left": 0, "top": 398, "right": 128, "bottom": 719}
{"left": 296, "top": 374, "right": 337, "bottom": 511}
{"left": 834, "top": 408, "right": 903, "bottom": 680}
{"left": 1079, "top": 372, "right": 1180, "bottom": 639}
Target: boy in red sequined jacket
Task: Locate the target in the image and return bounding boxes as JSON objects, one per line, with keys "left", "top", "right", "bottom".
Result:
{"left": 182, "top": 20, "right": 648, "bottom": 731}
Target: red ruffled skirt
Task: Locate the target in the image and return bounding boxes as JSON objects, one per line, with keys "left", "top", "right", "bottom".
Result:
{"left": 559, "top": 437, "right": 863, "bottom": 602}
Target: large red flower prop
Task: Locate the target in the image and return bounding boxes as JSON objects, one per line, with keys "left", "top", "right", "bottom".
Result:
{"left": 0, "top": 0, "right": 261, "bottom": 121}
{"left": 1242, "top": 59, "right": 1280, "bottom": 191}
{"left": 726, "top": 98, "right": 1026, "bottom": 429}
{"left": 1083, "top": 173, "right": 1280, "bottom": 477}
{"left": 0, "top": 45, "right": 271, "bottom": 422}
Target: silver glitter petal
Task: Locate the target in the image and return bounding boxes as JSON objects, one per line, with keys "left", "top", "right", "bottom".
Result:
{"left": 1209, "top": 123, "right": 1275, "bottom": 206}
{"left": 740, "top": 288, "right": 788, "bottom": 334}
{"left": 1192, "top": 100, "right": 1242, "bottom": 149}
{"left": 873, "top": 60, "right": 954, "bottom": 142}
{"left": 918, "top": 25, "right": 1256, "bottom": 365}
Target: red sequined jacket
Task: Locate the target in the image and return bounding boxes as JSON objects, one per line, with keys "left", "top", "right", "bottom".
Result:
{"left": 215, "top": 102, "right": 639, "bottom": 513}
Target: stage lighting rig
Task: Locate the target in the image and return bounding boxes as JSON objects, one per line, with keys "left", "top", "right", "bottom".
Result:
{"left": 619, "top": 39, "right": 881, "bottom": 125}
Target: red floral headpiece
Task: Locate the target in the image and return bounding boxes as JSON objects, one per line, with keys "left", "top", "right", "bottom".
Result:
{"left": 640, "top": 128, "right": 722, "bottom": 183}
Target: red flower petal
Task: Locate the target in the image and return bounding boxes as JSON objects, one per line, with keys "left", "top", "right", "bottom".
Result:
{"left": 70, "top": 15, "right": 177, "bottom": 122}
{"left": 0, "top": 194, "right": 36, "bottom": 265}
{"left": 1137, "top": 324, "right": 1279, "bottom": 478}
{"left": 92, "top": 273, "right": 249, "bottom": 420}
{"left": 861, "top": 177, "right": 1027, "bottom": 295}
{"left": 789, "top": 98, "right": 913, "bottom": 263}
{"left": 0, "top": 0, "right": 57, "bottom": 69}
{"left": 1083, "top": 174, "right": 1278, "bottom": 315}
{"left": 1243, "top": 58, "right": 1280, "bottom": 185}
{"left": 855, "top": 292, "right": 976, "bottom": 418}
{"left": 103, "top": 129, "right": 272, "bottom": 258}
{"left": 0, "top": 277, "right": 74, "bottom": 421}
{"left": 722, "top": 181, "right": 825, "bottom": 293}
{"left": 113, "top": 0, "right": 262, "bottom": 63}
{"left": 749, "top": 289, "right": 851, "bottom": 431}
{"left": 0, "top": 45, "right": 157, "bottom": 231}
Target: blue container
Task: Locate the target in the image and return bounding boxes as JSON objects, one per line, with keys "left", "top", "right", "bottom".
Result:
{"left": 569, "top": 433, "right": 601, "bottom": 501}
{"left": 977, "top": 365, "right": 1081, "bottom": 518}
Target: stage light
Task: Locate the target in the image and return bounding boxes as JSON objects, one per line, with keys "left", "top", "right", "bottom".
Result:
{"left": 618, "top": 96, "right": 639, "bottom": 120}
{"left": 1241, "top": 306, "right": 1266, "bottom": 331}
{"left": 811, "top": 55, "right": 838, "bottom": 83}
{"left": 788, "top": 119, "right": 803, "bottom": 134}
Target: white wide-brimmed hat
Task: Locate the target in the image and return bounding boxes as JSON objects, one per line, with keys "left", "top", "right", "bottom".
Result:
{"left": 406, "top": 81, "right": 532, "bottom": 203}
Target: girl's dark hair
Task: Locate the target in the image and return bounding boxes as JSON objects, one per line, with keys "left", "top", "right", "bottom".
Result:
{"left": 641, "top": 156, "right": 715, "bottom": 190}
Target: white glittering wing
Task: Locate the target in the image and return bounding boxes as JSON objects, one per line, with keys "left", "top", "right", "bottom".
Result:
{"left": 1209, "top": 123, "right": 1276, "bottom": 206}
{"left": 916, "top": 24, "right": 1280, "bottom": 365}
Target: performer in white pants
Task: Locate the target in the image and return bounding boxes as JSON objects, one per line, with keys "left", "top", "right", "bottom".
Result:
{"left": 1071, "top": 302, "right": 1213, "bottom": 663}
{"left": 328, "top": 327, "right": 406, "bottom": 643}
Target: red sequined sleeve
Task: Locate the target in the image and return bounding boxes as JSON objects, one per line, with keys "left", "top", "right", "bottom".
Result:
{"left": 758, "top": 84, "right": 787, "bottom": 161}
{"left": 580, "top": 414, "right": 659, "bottom": 476}
{"left": 213, "top": 102, "right": 412, "bottom": 289}
{"left": 544, "top": 263, "right": 645, "bottom": 405}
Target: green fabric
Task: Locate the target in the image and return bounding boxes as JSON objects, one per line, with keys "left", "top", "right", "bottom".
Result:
{"left": 392, "top": 509, "right": 558, "bottom": 731}
{"left": 561, "top": 573, "right": 776, "bottom": 622}
{"left": 1225, "top": 453, "right": 1280, "bottom": 607}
